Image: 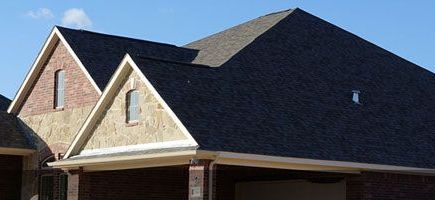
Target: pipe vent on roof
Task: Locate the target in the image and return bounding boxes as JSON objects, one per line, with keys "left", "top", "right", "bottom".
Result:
{"left": 352, "top": 90, "right": 361, "bottom": 104}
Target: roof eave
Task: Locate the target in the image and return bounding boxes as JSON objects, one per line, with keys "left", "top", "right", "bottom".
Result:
{"left": 0, "top": 147, "right": 35, "bottom": 156}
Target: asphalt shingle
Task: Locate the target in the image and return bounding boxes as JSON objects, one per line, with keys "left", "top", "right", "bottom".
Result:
{"left": 0, "top": 111, "right": 34, "bottom": 149}
{"left": 131, "top": 9, "right": 435, "bottom": 169}
{"left": 0, "top": 94, "right": 11, "bottom": 111}
{"left": 57, "top": 8, "right": 435, "bottom": 169}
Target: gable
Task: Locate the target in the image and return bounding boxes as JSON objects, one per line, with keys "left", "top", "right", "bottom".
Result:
{"left": 63, "top": 55, "right": 197, "bottom": 158}
{"left": 18, "top": 41, "right": 100, "bottom": 117}
{"left": 8, "top": 27, "right": 101, "bottom": 114}
{"left": 16, "top": 37, "right": 100, "bottom": 154}
{"left": 81, "top": 67, "right": 187, "bottom": 152}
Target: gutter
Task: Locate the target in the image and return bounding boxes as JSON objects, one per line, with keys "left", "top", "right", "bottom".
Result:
{"left": 0, "top": 147, "right": 35, "bottom": 156}
{"left": 49, "top": 149, "right": 435, "bottom": 176}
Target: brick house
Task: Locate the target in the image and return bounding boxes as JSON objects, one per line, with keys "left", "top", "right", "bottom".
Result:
{"left": 3, "top": 8, "right": 435, "bottom": 200}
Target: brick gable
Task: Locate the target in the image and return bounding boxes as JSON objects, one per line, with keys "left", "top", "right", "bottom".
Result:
{"left": 18, "top": 40, "right": 99, "bottom": 117}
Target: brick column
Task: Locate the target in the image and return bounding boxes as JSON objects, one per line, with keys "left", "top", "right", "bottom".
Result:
{"left": 67, "top": 168, "right": 90, "bottom": 200}
{"left": 189, "top": 159, "right": 216, "bottom": 200}
{"left": 346, "top": 174, "right": 364, "bottom": 200}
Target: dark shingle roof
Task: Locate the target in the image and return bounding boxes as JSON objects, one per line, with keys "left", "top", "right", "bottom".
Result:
{"left": 185, "top": 9, "right": 292, "bottom": 67}
{"left": 130, "top": 8, "right": 435, "bottom": 169}
{"left": 56, "top": 26, "right": 199, "bottom": 89}
{"left": 0, "top": 94, "right": 11, "bottom": 111}
{"left": 0, "top": 111, "right": 34, "bottom": 149}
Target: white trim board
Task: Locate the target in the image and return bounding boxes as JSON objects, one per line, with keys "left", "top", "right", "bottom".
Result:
{"left": 210, "top": 151, "right": 435, "bottom": 176}
{"left": 7, "top": 27, "right": 101, "bottom": 114}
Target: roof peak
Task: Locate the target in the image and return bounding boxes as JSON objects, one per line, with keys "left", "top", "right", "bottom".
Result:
{"left": 184, "top": 8, "right": 294, "bottom": 67}
{"left": 263, "top": 8, "right": 295, "bottom": 17}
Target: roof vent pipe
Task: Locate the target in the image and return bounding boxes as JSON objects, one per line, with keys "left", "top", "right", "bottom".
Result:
{"left": 352, "top": 90, "right": 361, "bottom": 104}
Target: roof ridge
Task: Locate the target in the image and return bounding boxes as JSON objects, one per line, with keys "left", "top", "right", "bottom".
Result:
{"left": 263, "top": 8, "right": 295, "bottom": 17}
{"left": 55, "top": 26, "right": 192, "bottom": 50}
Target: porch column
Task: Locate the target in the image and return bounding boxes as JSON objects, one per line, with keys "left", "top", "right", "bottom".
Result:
{"left": 67, "top": 168, "right": 90, "bottom": 200}
{"left": 189, "top": 159, "right": 216, "bottom": 200}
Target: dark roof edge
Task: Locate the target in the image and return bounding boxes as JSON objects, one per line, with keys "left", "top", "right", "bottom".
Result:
{"left": 184, "top": 8, "right": 295, "bottom": 48}
{"left": 55, "top": 26, "right": 195, "bottom": 51}
{"left": 134, "top": 55, "right": 211, "bottom": 68}
{"left": 293, "top": 9, "right": 434, "bottom": 75}
{"left": 264, "top": 8, "right": 295, "bottom": 16}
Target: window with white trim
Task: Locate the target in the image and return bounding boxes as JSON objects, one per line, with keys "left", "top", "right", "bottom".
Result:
{"left": 55, "top": 70, "right": 65, "bottom": 108}
{"left": 126, "top": 90, "right": 139, "bottom": 123}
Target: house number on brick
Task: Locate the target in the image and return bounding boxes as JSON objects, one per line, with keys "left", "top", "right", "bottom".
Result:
{"left": 191, "top": 186, "right": 201, "bottom": 198}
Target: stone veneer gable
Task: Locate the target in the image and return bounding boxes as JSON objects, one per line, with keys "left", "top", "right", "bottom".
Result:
{"left": 83, "top": 68, "right": 186, "bottom": 150}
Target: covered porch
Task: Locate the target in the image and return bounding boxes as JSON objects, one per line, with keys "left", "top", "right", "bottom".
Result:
{"left": 51, "top": 150, "right": 435, "bottom": 200}
{"left": 64, "top": 163, "right": 350, "bottom": 200}
{"left": 51, "top": 150, "right": 399, "bottom": 200}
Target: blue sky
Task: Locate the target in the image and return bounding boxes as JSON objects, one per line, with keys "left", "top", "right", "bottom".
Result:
{"left": 0, "top": 1, "right": 434, "bottom": 99}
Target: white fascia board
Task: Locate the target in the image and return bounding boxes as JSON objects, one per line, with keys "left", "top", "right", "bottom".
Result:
{"left": 8, "top": 28, "right": 58, "bottom": 113}
{"left": 213, "top": 151, "right": 435, "bottom": 175}
{"left": 77, "top": 139, "right": 197, "bottom": 157}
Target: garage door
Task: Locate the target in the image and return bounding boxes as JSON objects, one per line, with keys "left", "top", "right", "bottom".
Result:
{"left": 235, "top": 179, "right": 345, "bottom": 200}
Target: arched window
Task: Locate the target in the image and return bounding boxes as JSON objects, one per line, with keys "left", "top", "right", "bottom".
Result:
{"left": 55, "top": 70, "right": 65, "bottom": 108}
{"left": 126, "top": 90, "right": 139, "bottom": 123}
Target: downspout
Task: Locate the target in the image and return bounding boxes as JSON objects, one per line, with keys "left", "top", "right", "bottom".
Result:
{"left": 208, "top": 156, "right": 219, "bottom": 200}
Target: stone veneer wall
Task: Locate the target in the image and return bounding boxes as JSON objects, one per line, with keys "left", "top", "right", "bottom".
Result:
{"left": 83, "top": 68, "right": 186, "bottom": 150}
{"left": 20, "top": 106, "right": 94, "bottom": 150}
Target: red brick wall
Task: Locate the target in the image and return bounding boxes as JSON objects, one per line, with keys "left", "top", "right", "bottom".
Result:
{"left": 18, "top": 40, "right": 99, "bottom": 117}
{"left": 66, "top": 164, "right": 435, "bottom": 200}
{"left": 0, "top": 154, "right": 22, "bottom": 200}
{"left": 74, "top": 166, "right": 189, "bottom": 200}
{"left": 215, "top": 165, "right": 435, "bottom": 200}
{"left": 347, "top": 172, "right": 435, "bottom": 200}
{"left": 215, "top": 165, "right": 346, "bottom": 200}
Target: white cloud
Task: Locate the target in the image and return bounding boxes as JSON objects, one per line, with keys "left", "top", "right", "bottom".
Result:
{"left": 26, "top": 8, "right": 54, "bottom": 19}
{"left": 61, "top": 8, "right": 92, "bottom": 29}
